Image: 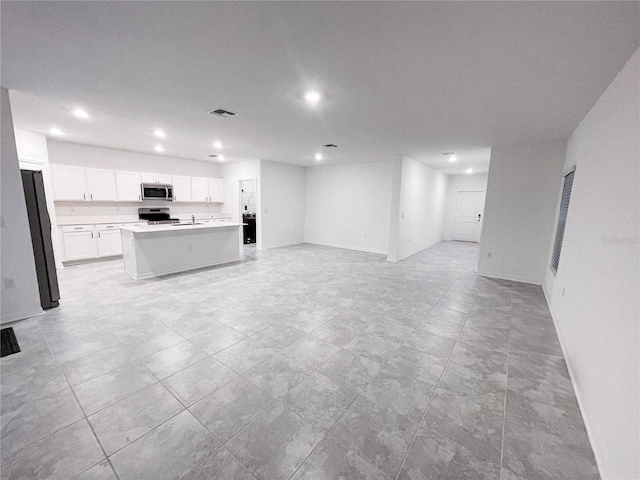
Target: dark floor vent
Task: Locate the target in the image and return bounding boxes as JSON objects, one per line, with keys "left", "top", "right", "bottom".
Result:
{"left": 1, "top": 327, "right": 21, "bottom": 357}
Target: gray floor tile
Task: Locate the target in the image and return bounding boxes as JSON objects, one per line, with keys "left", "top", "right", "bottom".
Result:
{"left": 61, "top": 344, "right": 136, "bottom": 386}
{"left": 214, "top": 337, "right": 278, "bottom": 373}
{"left": 291, "top": 437, "right": 388, "bottom": 480}
{"left": 182, "top": 447, "right": 256, "bottom": 480}
{"left": 162, "top": 356, "right": 238, "bottom": 406}
{"left": 344, "top": 331, "right": 401, "bottom": 364}
{"left": 110, "top": 410, "right": 220, "bottom": 480}
{"left": 425, "top": 304, "right": 469, "bottom": 325}
{"left": 402, "top": 329, "right": 457, "bottom": 359}
{"left": 424, "top": 388, "right": 504, "bottom": 464}
{"left": 1, "top": 386, "right": 84, "bottom": 456}
{"left": 242, "top": 352, "right": 311, "bottom": 398}
{"left": 190, "top": 324, "right": 247, "bottom": 355}
{"left": 226, "top": 403, "right": 325, "bottom": 480}
{"left": 73, "top": 360, "right": 157, "bottom": 415}
{"left": 49, "top": 330, "right": 120, "bottom": 363}
{"left": 250, "top": 323, "right": 307, "bottom": 349}
{"left": 438, "top": 361, "right": 507, "bottom": 407}
{"left": 138, "top": 340, "right": 208, "bottom": 379}
{"left": 416, "top": 315, "right": 464, "bottom": 339}
{"left": 72, "top": 460, "right": 118, "bottom": 480}
{"left": 316, "top": 348, "right": 381, "bottom": 390}
{"left": 399, "top": 428, "right": 500, "bottom": 480}
{"left": 1, "top": 419, "right": 104, "bottom": 480}
{"left": 284, "top": 371, "right": 359, "bottom": 431}
{"left": 88, "top": 382, "right": 184, "bottom": 455}
{"left": 312, "top": 318, "right": 366, "bottom": 346}
{"left": 283, "top": 334, "right": 341, "bottom": 368}
{"left": 330, "top": 393, "right": 418, "bottom": 478}
{"left": 189, "top": 376, "right": 274, "bottom": 443}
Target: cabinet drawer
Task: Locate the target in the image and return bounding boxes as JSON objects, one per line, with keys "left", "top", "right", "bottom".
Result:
{"left": 96, "top": 223, "right": 123, "bottom": 231}
{"left": 62, "top": 225, "right": 95, "bottom": 233}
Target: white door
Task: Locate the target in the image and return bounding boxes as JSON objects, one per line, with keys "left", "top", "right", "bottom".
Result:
{"left": 453, "top": 191, "right": 483, "bottom": 242}
{"left": 51, "top": 164, "right": 87, "bottom": 200}
{"left": 63, "top": 231, "right": 98, "bottom": 260}
{"left": 116, "top": 170, "right": 142, "bottom": 201}
{"left": 191, "top": 177, "right": 209, "bottom": 202}
{"left": 208, "top": 178, "right": 224, "bottom": 203}
{"left": 97, "top": 230, "right": 123, "bottom": 256}
{"left": 86, "top": 168, "right": 118, "bottom": 201}
{"left": 173, "top": 175, "right": 192, "bottom": 202}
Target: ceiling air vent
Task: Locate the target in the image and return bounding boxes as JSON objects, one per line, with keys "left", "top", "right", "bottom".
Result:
{"left": 208, "top": 154, "right": 218, "bottom": 158}
{"left": 209, "top": 108, "right": 237, "bottom": 118}
{"left": 322, "top": 144, "right": 338, "bottom": 148}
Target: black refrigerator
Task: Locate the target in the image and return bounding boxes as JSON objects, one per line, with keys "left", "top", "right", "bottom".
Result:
{"left": 20, "top": 170, "right": 60, "bottom": 309}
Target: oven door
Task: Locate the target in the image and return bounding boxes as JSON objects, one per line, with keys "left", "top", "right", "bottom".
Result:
{"left": 141, "top": 184, "right": 173, "bottom": 201}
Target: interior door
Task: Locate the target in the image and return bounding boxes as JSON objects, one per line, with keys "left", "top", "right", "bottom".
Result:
{"left": 453, "top": 191, "right": 483, "bottom": 242}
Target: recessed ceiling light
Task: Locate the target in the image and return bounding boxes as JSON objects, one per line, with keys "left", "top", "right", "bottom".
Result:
{"left": 466, "top": 168, "right": 473, "bottom": 174}
{"left": 449, "top": 154, "right": 458, "bottom": 163}
{"left": 214, "top": 141, "right": 222, "bottom": 149}
{"left": 304, "top": 90, "right": 322, "bottom": 106}
{"left": 315, "top": 153, "right": 323, "bottom": 161}
{"left": 154, "top": 129, "right": 165, "bottom": 138}
{"left": 218, "top": 155, "right": 224, "bottom": 161}
{"left": 154, "top": 145, "right": 164, "bottom": 153}
{"left": 50, "top": 127, "right": 63, "bottom": 135}
{"left": 73, "top": 108, "right": 89, "bottom": 119}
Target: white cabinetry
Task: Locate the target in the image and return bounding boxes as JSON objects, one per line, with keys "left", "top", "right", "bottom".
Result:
{"left": 192, "top": 177, "right": 224, "bottom": 202}
{"left": 62, "top": 225, "right": 98, "bottom": 260}
{"left": 191, "top": 177, "right": 209, "bottom": 202}
{"left": 116, "top": 170, "right": 142, "bottom": 201}
{"left": 86, "top": 168, "right": 118, "bottom": 201}
{"left": 173, "top": 175, "right": 192, "bottom": 202}
{"left": 52, "top": 165, "right": 87, "bottom": 200}
{"left": 209, "top": 178, "right": 225, "bottom": 203}
{"left": 96, "top": 225, "right": 123, "bottom": 256}
{"left": 141, "top": 173, "right": 172, "bottom": 184}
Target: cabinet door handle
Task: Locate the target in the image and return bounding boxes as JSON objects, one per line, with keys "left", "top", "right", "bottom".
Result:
{"left": 90, "top": 193, "right": 93, "bottom": 200}
{"left": 74, "top": 227, "right": 82, "bottom": 230}
{"left": 91, "top": 232, "right": 94, "bottom": 238}
{"left": 98, "top": 232, "right": 101, "bottom": 238}
{"left": 83, "top": 193, "right": 86, "bottom": 200}
{"left": 139, "top": 194, "right": 141, "bottom": 201}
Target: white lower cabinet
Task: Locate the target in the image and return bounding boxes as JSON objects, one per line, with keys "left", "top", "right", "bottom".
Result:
{"left": 62, "top": 226, "right": 98, "bottom": 261}
{"left": 62, "top": 224, "right": 124, "bottom": 261}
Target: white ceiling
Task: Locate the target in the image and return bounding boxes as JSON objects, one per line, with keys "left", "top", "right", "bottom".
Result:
{"left": 2, "top": 2, "right": 638, "bottom": 174}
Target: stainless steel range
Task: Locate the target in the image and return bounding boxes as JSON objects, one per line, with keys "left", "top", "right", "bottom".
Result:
{"left": 138, "top": 207, "right": 180, "bottom": 225}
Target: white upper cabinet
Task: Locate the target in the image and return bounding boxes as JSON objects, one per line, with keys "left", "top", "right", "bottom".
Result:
{"left": 172, "top": 175, "right": 192, "bottom": 202}
{"left": 86, "top": 168, "right": 118, "bottom": 201}
{"left": 141, "top": 172, "right": 172, "bottom": 184}
{"left": 52, "top": 164, "right": 87, "bottom": 200}
{"left": 116, "top": 170, "right": 142, "bottom": 201}
{"left": 209, "top": 178, "right": 225, "bottom": 203}
{"left": 191, "top": 177, "right": 209, "bottom": 202}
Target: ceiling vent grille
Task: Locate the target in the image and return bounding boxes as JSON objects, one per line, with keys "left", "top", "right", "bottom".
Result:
{"left": 208, "top": 154, "right": 218, "bottom": 158}
{"left": 209, "top": 109, "right": 237, "bottom": 118}
{"left": 322, "top": 144, "right": 338, "bottom": 148}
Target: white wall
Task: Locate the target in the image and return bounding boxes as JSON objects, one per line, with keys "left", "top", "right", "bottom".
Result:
{"left": 305, "top": 161, "right": 396, "bottom": 255}
{"left": 388, "top": 156, "right": 448, "bottom": 261}
{"left": 444, "top": 174, "right": 488, "bottom": 241}
{"left": 260, "top": 160, "right": 305, "bottom": 249}
{"left": 478, "top": 142, "right": 566, "bottom": 284}
{"left": 543, "top": 48, "right": 639, "bottom": 480}
{"left": 222, "top": 160, "right": 261, "bottom": 248}
{"left": 0, "top": 88, "right": 43, "bottom": 323}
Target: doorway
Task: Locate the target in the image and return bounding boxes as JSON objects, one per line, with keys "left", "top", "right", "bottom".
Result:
{"left": 453, "top": 191, "right": 484, "bottom": 242}
{"left": 239, "top": 180, "right": 256, "bottom": 245}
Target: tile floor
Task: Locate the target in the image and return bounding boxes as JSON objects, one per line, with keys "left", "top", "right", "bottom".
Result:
{"left": 0, "top": 241, "right": 600, "bottom": 480}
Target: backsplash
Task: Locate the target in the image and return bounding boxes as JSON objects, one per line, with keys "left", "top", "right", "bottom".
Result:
{"left": 56, "top": 201, "right": 228, "bottom": 225}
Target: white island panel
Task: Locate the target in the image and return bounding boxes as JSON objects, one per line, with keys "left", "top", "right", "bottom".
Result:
{"left": 121, "top": 223, "right": 242, "bottom": 279}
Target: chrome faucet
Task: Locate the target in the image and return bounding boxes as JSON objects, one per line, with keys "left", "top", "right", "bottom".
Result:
{"left": 191, "top": 215, "right": 195, "bottom": 225}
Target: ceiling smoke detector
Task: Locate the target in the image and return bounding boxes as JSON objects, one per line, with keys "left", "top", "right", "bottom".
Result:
{"left": 209, "top": 108, "right": 237, "bottom": 118}
{"left": 322, "top": 144, "right": 338, "bottom": 148}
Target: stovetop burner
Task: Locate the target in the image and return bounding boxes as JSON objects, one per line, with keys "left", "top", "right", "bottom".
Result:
{"left": 138, "top": 207, "right": 179, "bottom": 225}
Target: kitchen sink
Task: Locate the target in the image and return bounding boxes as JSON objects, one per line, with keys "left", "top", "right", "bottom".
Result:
{"left": 171, "top": 223, "right": 204, "bottom": 226}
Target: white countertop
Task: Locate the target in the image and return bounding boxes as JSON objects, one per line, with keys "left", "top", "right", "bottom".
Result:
{"left": 121, "top": 221, "right": 243, "bottom": 234}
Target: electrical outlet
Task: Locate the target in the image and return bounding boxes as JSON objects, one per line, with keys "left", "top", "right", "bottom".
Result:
{"left": 409, "top": 237, "right": 412, "bottom": 243}
{"left": 3, "top": 278, "right": 16, "bottom": 289}
{"left": 287, "top": 230, "right": 290, "bottom": 234}
{"left": 187, "top": 244, "right": 192, "bottom": 252}
{"left": 562, "top": 288, "right": 566, "bottom": 298}
{"left": 401, "top": 213, "right": 405, "bottom": 219}
{"left": 364, "top": 234, "right": 368, "bottom": 240}
{"left": 487, "top": 252, "right": 493, "bottom": 259}
{"left": 265, "top": 208, "right": 269, "bottom": 214}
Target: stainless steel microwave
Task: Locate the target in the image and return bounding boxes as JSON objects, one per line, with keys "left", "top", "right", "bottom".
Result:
{"left": 141, "top": 183, "right": 174, "bottom": 201}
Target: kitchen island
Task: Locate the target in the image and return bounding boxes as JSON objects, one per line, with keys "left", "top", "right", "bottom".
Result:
{"left": 120, "top": 221, "right": 243, "bottom": 279}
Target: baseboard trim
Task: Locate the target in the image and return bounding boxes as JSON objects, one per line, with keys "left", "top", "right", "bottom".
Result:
{"left": 388, "top": 239, "right": 443, "bottom": 262}
{"left": 304, "top": 241, "right": 387, "bottom": 256}
{"left": 475, "top": 271, "right": 542, "bottom": 286}
{"left": 542, "top": 285, "right": 605, "bottom": 479}
{"left": 262, "top": 240, "right": 304, "bottom": 249}
{"left": 1, "top": 308, "right": 45, "bottom": 325}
